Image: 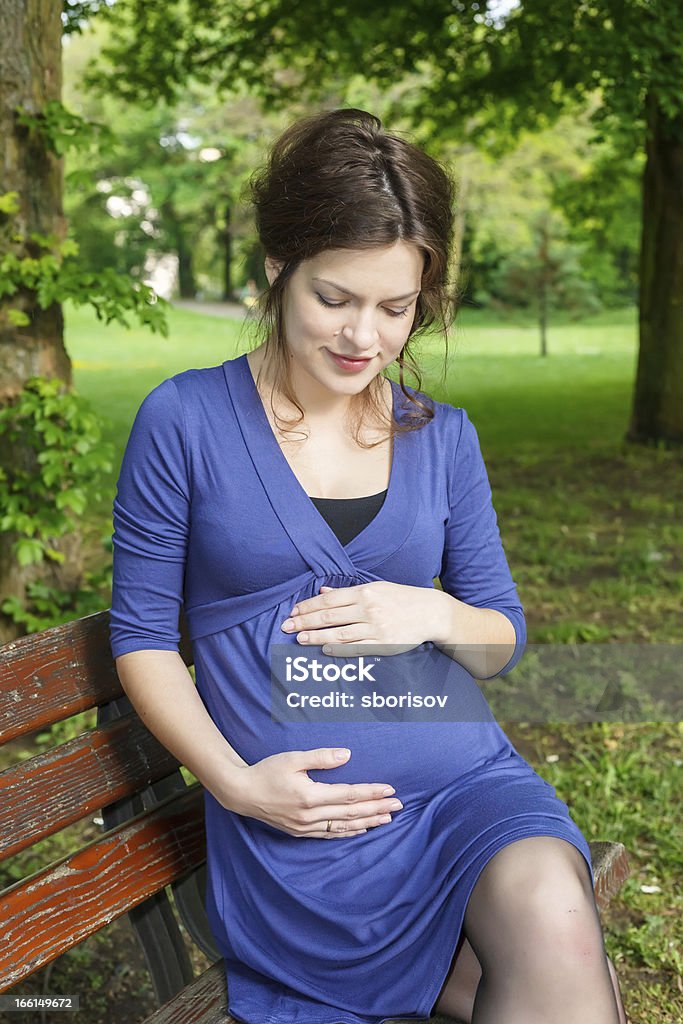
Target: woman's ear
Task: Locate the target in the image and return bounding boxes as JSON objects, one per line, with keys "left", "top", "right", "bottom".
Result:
{"left": 264, "top": 256, "right": 284, "bottom": 286}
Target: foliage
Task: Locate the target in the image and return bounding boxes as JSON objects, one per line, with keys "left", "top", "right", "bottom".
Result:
{"left": 435, "top": 108, "right": 640, "bottom": 316}
{"left": 61, "top": 21, "right": 306, "bottom": 297}
{"left": 78, "top": 1, "right": 683, "bottom": 136}
{"left": 2, "top": 94, "right": 170, "bottom": 333}
{"left": 0, "top": 187, "right": 169, "bottom": 335}
{"left": 488, "top": 214, "right": 602, "bottom": 324}
{"left": 1, "top": 562, "right": 113, "bottom": 634}
{"left": 67, "top": 5, "right": 651, "bottom": 310}
{"left": 0, "top": 378, "right": 114, "bottom": 630}
{"left": 552, "top": 143, "right": 643, "bottom": 307}
{"left": 15, "top": 98, "right": 114, "bottom": 157}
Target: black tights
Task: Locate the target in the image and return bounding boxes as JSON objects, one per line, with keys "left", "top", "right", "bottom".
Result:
{"left": 434, "top": 836, "right": 627, "bottom": 1023}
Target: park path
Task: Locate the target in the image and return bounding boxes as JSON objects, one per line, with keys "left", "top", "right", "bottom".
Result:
{"left": 172, "top": 298, "right": 251, "bottom": 320}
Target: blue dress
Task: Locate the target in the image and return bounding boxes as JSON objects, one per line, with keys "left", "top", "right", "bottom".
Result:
{"left": 110, "top": 353, "right": 594, "bottom": 1024}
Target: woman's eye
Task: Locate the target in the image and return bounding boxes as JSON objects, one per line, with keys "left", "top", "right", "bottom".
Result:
{"left": 315, "top": 294, "right": 347, "bottom": 309}
{"left": 315, "top": 293, "right": 409, "bottom": 318}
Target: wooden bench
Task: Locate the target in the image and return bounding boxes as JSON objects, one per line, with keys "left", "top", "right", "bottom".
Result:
{"left": 0, "top": 610, "right": 631, "bottom": 1024}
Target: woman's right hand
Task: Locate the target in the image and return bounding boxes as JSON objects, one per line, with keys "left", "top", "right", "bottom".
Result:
{"left": 220, "top": 747, "right": 403, "bottom": 838}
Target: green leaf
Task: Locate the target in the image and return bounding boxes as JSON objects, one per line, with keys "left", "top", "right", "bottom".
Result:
{"left": 7, "top": 308, "right": 31, "bottom": 326}
{"left": 44, "top": 547, "right": 66, "bottom": 564}
{"left": 15, "top": 538, "right": 45, "bottom": 566}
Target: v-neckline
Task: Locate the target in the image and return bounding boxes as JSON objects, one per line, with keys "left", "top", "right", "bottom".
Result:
{"left": 235, "top": 352, "right": 401, "bottom": 551}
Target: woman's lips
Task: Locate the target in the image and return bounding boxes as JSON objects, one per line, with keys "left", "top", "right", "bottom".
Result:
{"left": 325, "top": 348, "right": 373, "bottom": 373}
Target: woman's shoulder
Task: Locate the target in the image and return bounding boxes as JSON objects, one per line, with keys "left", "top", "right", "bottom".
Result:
{"left": 125, "top": 364, "right": 231, "bottom": 455}
{"left": 169, "top": 361, "right": 229, "bottom": 399}
{"left": 391, "top": 376, "right": 467, "bottom": 437}
{"left": 135, "top": 362, "right": 229, "bottom": 416}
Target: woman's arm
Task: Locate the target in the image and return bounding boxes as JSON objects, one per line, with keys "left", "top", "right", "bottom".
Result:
{"left": 436, "top": 406, "right": 526, "bottom": 680}
{"left": 115, "top": 649, "right": 248, "bottom": 806}
{"left": 116, "top": 649, "right": 402, "bottom": 837}
{"left": 426, "top": 589, "right": 517, "bottom": 680}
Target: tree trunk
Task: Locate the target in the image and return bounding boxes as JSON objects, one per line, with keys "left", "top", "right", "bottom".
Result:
{"left": 538, "top": 220, "right": 549, "bottom": 358}
{"left": 177, "top": 240, "right": 195, "bottom": 299}
{"left": 160, "top": 198, "right": 196, "bottom": 298}
{"left": 627, "top": 92, "right": 683, "bottom": 447}
{"left": 222, "top": 201, "right": 233, "bottom": 301}
{"left": 0, "top": 0, "right": 79, "bottom": 643}
{"left": 0, "top": 0, "right": 71, "bottom": 398}
{"left": 451, "top": 165, "right": 469, "bottom": 301}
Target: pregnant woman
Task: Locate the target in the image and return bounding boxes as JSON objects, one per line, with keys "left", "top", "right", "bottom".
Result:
{"left": 110, "top": 108, "right": 627, "bottom": 1024}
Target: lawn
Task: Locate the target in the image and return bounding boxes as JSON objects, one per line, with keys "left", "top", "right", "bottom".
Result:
{"left": 2, "top": 302, "right": 680, "bottom": 1024}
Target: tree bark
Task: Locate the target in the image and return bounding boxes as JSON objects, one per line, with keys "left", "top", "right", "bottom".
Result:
{"left": 451, "top": 164, "right": 468, "bottom": 302}
{"left": 177, "top": 240, "right": 196, "bottom": 299}
{"left": 627, "top": 92, "right": 683, "bottom": 447}
{"left": 0, "top": 0, "right": 71, "bottom": 398}
{"left": 160, "top": 198, "right": 196, "bottom": 299}
{"left": 0, "top": 0, "right": 78, "bottom": 642}
{"left": 222, "top": 202, "right": 233, "bottom": 301}
{"left": 538, "top": 220, "right": 549, "bottom": 358}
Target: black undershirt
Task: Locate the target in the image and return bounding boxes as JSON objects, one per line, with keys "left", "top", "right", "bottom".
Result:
{"left": 308, "top": 489, "right": 388, "bottom": 547}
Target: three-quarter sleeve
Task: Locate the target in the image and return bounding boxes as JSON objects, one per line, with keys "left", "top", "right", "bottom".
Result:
{"left": 439, "top": 407, "right": 526, "bottom": 677}
{"left": 109, "top": 378, "right": 190, "bottom": 658}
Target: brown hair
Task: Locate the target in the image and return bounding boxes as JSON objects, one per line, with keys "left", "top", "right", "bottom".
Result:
{"left": 245, "top": 107, "right": 456, "bottom": 446}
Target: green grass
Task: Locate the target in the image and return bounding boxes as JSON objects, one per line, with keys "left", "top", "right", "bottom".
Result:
{"left": 66, "top": 303, "right": 248, "bottom": 453}
{"left": 66, "top": 301, "right": 640, "bottom": 460}
{"left": 416, "top": 304, "right": 639, "bottom": 455}
{"left": 12, "top": 301, "right": 683, "bottom": 1022}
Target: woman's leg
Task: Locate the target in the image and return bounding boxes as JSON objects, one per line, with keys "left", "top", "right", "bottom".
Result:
{"left": 452, "top": 836, "right": 627, "bottom": 1024}
{"left": 436, "top": 835, "right": 626, "bottom": 1019}
{"left": 432, "top": 933, "right": 481, "bottom": 1022}
{"left": 433, "top": 937, "right": 626, "bottom": 1023}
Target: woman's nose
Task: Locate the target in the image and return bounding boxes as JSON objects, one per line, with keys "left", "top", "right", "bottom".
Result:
{"left": 342, "top": 315, "right": 379, "bottom": 348}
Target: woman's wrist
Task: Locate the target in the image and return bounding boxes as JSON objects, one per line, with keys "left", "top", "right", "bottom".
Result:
{"left": 199, "top": 753, "right": 250, "bottom": 812}
{"left": 423, "top": 587, "right": 461, "bottom": 646}
{"left": 427, "top": 588, "right": 518, "bottom": 677}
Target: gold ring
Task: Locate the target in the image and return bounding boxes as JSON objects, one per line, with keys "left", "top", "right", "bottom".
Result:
{"left": 326, "top": 819, "right": 332, "bottom": 833}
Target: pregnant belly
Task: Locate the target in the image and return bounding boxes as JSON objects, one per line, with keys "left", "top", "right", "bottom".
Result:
{"left": 203, "top": 639, "right": 513, "bottom": 804}
{"left": 273, "top": 715, "right": 512, "bottom": 803}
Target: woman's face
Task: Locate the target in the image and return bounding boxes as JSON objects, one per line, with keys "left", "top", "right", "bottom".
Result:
{"left": 265, "top": 241, "right": 423, "bottom": 402}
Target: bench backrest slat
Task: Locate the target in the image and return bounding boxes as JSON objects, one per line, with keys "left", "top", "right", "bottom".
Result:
{"left": 0, "top": 612, "right": 119, "bottom": 741}
{"left": 0, "top": 713, "right": 181, "bottom": 859}
{"left": 0, "top": 786, "right": 205, "bottom": 991}
{"left": 0, "top": 611, "right": 192, "bottom": 742}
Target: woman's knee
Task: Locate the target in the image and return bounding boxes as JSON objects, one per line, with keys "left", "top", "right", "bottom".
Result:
{"left": 463, "top": 837, "right": 602, "bottom": 964}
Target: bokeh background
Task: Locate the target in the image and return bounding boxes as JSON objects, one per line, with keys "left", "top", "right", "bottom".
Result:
{"left": 1, "top": 2, "right": 681, "bottom": 1022}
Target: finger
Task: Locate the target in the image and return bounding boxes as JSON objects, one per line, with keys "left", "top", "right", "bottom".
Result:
{"left": 321, "top": 639, "right": 386, "bottom": 657}
{"left": 286, "top": 747, "right": 352, "bottom": 771}
{"left": 308, "top": 780, "right": 400, "bottom": 804}
{"left": 310, "top": 808, "right": 397, "bottom": 835}
{"left": 310, "top": 798, "right": 402, "bottom": 823}
{"left": 284, "top": 601, "right": 364, "bottom": 634}
{"left": 296, "top": 623, "right": 368, "bottom": 647}
{"left": 281, "top": 824, "right": 368, "bottom": 839}
{"left": 308, "top": 828, "right": 369, "bottom": 839}
{"left": 288, "top": 588, "right": 358, "bottom": 618}
{"left": 326, "top": 641, "right": 426, "bottom": 657}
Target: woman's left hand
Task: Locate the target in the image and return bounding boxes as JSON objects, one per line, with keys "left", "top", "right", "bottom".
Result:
{"left": 279, "top": 581, "right": 451, "bottom": 657}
